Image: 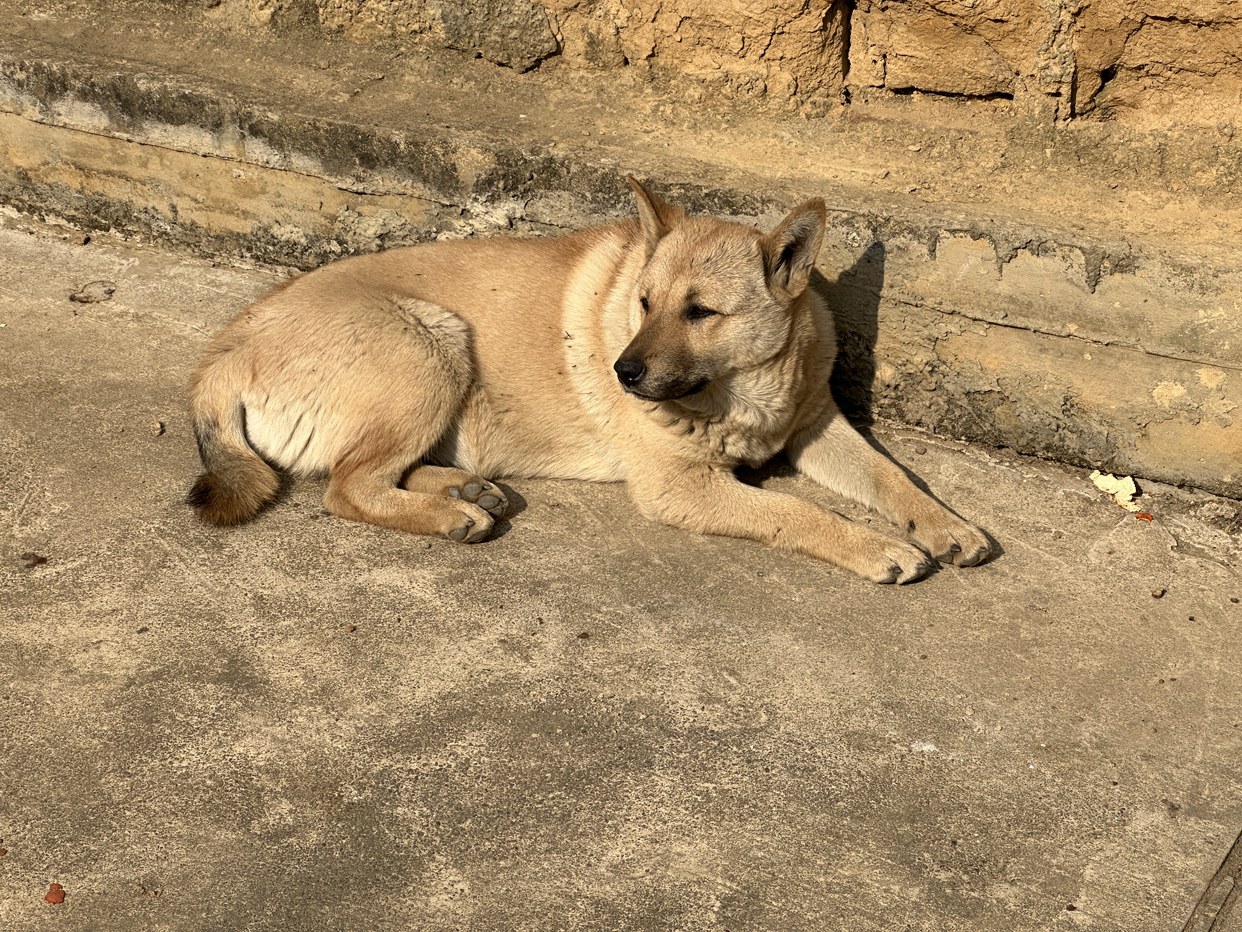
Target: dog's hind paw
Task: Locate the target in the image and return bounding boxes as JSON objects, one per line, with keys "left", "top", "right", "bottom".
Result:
{"left": 440, "top": 502, "right": 495, "bottom": 544}
{"left": 449, "top": 479, "right": 508, "bottom": 519}
{"left": 403, "top": 465, "right": 508, "bottom": 519}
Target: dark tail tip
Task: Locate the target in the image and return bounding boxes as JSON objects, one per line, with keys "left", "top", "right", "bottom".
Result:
{"left": 187, "top": 468, "right": 278, "bottom": 526}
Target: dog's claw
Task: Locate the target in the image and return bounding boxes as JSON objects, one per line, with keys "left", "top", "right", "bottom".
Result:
{"left": 905, "top": 512, "right": 992, "bottom": 568}
{"left": 955, "top": 541, "right": 992, "bottom": 566}
{"left": 906, "top": 559, "right": 936, "bottom": 583}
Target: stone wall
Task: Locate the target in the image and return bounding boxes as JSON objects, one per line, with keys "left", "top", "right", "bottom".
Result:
{"left": 229, "top": 0, "right": 1242, "bottom": 126}
{"left": 849, "top": 0, "right": 1242, "bottom": 126}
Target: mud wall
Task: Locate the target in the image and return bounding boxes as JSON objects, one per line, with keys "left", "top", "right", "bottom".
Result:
{"left": 2, "top": 1, "right": 1239, "bottom": 496}
{"left": 234, "top": 0, "right": 1242, "bottom": 126}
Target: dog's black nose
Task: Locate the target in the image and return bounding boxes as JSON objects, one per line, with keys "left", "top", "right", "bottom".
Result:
{"left": 613, "top": 358, "right": 646, "bottom": 387}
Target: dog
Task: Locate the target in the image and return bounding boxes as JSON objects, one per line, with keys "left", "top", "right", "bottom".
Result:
{"left": 188, "top": 177, "right": 992, "bottom": 583}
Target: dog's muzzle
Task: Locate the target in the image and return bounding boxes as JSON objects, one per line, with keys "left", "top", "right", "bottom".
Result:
{"left": 614, "top": 357, "right": 709, "bottom": 401}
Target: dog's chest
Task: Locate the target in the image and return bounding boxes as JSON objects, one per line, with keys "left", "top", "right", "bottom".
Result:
{"left": 654, "top": 403, "right": 793, "bottom": 468}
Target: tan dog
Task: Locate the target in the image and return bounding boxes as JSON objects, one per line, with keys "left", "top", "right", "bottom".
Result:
{"left": 188, "top": 178, "right": 992, "bottom": 583}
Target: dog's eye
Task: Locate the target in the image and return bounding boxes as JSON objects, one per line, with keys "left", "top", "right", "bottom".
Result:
{"left": 684, "top": 304, "right": 719, "bottom": 321}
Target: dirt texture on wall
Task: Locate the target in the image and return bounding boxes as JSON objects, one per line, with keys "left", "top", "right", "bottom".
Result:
{"left": 231, "top": 0, "right": 1242, "bottom": 127}
{"left": 0, "top": 0, "right": 1239, "bottom": 497}
{"left": 299, "top": 0, "right": 851, "bottom": 103}
{"left": 850, "top": 0, "right": 1242, "bottom": 126}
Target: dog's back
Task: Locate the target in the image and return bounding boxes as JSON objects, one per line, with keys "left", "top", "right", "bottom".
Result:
{"left": 186, "top": 221, "right": 638, "bottom": 527}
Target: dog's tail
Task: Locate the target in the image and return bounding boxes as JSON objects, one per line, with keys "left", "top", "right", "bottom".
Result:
{"left": 186, "top": 352, "right": 280, "bottom": 526}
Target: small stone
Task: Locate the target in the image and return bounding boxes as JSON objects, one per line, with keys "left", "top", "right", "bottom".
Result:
{"left": 45, "top": 884, "right": 65, "bottom": 904}
{"left": 149, "top": 420, "right": 165, "bottom": 437}
{"left": 1152, "top": 588, "right": 1166, "bottom": 599}
{"left": 914, "top": 444, "right": 927, "bottom": 455}
{"left": 69, "top": 280, "right": 116, "bottom": 303}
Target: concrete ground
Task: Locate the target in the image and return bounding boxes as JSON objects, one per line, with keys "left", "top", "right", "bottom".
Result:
{"left": 1, "top": 212, "right": 1241, "bottom": 931}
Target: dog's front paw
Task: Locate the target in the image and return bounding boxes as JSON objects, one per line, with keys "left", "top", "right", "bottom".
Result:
{"left": 908, "top": 511, "right": 992, "bottom": 567}
{"left": 847, "top": 534, "right": 936, "bottom": 585}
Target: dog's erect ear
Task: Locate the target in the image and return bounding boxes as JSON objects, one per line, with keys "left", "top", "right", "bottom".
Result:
{"left": 627, "top": 176, "right": 685, "bottom": 257}
{"left": 761, "top": 199, "right": 827, "bottom": 296}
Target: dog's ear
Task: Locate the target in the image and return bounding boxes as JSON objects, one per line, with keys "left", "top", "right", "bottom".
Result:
{"left": 761, "top": 199, "right": 826, "bottom": 296}
{"left": 627, "top": 176, "right": 685, "bottom": 258}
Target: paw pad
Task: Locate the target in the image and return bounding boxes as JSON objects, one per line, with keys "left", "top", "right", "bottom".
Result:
{"left": 450, "top": 479, "right": 507, "bottom": 518}
{"left": 446, "top": 519, "right": 475, "bottom": 542}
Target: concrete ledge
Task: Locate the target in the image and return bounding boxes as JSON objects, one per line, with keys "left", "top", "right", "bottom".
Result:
{"left": 1, "top": 28, "right": 1238, "bottom": 497}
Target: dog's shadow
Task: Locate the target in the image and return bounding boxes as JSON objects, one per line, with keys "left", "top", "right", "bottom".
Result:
{"left": 486, "top": 482, "right": 527, "bottom": 540}
{"left": 818, "top": 243, "right": 925, "bottom": 498}
{"left": 820, "top": 240, "right": 884, "bottom": 430}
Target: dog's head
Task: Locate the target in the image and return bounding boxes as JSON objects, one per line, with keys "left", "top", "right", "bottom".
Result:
{"left": 614, "top": 178, "right": 826, "bottom": 403}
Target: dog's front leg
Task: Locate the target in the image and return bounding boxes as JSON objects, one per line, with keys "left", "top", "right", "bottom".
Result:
{"left": 786, "top": 401, "right": 993, "bottom": 567}
{"left": 627, "top": 461, "right": 936, "bottom": 584}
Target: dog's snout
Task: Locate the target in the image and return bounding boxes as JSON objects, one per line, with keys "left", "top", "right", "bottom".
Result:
{"left": 613, "top": 358, "right": 646, "bottom": 387}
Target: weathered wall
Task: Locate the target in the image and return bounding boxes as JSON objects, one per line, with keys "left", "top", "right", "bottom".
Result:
{"left": 1, "top": 2, "right": 1239, "bottom": 496}
{"left": 233, "top": 0, "right": 1242, "bottom": 126}
{"left": 849, "top": 0, "right": 1242, "bottom": 125}
{"left": 230, "top": 0, "right": 850, "bottom": 106}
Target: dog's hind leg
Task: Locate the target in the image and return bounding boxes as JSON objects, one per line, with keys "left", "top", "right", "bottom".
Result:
{"left": 326, "top": 445, "right": 496, "bottom": 542}
{"left": 311, "top": 296, "right": 497, "bottom": 542}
